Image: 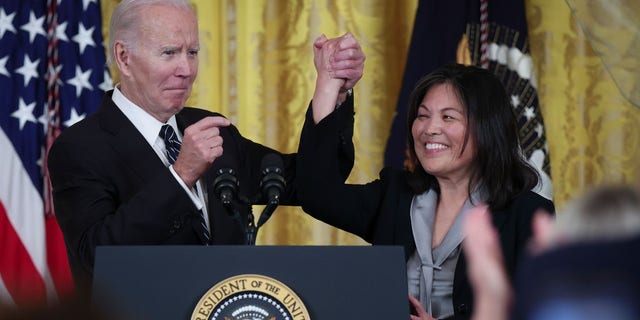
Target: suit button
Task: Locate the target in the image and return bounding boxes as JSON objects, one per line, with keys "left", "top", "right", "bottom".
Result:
{"left": 456, "top": 304, "right": 470, "bottom": 314}
{"left": 173, "top": 220, "right": 183, "bottom": 229}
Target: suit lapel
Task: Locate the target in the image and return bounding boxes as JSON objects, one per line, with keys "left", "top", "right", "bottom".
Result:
{"left": 94, "top": 95, "right": 209, "bottom": 244}
{"left": 96, "top": 92, "right": 167, "bottom": 183}
{"left": 397, "top": 184, "right": 416, "bottom": 261}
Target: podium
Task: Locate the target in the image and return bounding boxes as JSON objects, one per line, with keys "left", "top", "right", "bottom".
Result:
{"left": 93, "top": 245, "right": 409, "bottom": 319}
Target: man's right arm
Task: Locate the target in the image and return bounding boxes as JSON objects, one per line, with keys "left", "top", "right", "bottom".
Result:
{"left": 47, "top": 133, "right": 200, "bottom": 276}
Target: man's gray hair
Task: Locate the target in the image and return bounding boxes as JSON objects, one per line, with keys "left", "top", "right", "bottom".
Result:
{"left": 107, "top": 0, "right": 195, "bottom": 67}
{"left": 555, "top": 184, "right": 640, "bottom": 243}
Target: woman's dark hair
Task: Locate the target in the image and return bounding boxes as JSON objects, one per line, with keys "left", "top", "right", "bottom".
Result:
{"left": 405, "top": 64, "right": 539, "bottom": 210}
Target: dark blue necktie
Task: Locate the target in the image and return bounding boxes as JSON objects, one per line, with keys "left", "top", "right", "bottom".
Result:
{"left": 159, "top": 124, "right": 181, "bottom": 165}
{"left": 159, "top": 124, "right": 211, "bottom": 244}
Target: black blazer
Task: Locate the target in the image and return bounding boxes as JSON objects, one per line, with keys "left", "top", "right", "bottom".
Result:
{"left": 48, "top": 91, "right": 355, "bottom": 286}
{"left": 296, "top": 106, "right": 555, "bottom": 319}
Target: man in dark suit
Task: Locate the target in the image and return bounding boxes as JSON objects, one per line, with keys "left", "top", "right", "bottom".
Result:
{"left": 47, "top": 0, "right": 364, "bottom": 289}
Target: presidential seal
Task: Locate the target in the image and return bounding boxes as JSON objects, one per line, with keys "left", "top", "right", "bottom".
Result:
{"left": 191, "top": 274, "right": 311, "bottom": 320}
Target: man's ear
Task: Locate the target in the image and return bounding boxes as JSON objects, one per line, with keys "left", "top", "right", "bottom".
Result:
{"left": 114, "top": 41, "right": 131, "bottom": 76}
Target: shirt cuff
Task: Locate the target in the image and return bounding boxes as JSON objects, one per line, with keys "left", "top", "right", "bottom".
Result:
{"left": 169, "top": 165, "right": 204, "bottom": 210}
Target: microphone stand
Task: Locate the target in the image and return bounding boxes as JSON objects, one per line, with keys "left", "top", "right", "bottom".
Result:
{"left": 234, "top": 195, "right": 258, "bottom": 246}
{"left": 257, "top": 203, "right": 277, "bottom": 229}
{"left": 219, "top": 198, "right": 251, "bottom": 244}
{"left": 248, "top": 202, "right": 280, "bottom": 245}
{"left": 215, "top": 153, "right": 283, "bottom": 245}
{"left": 219, "top": 193, "right": 269, "bottom": 246}
{"left": 246, "top": 204, "right": 257, "bottom": 245}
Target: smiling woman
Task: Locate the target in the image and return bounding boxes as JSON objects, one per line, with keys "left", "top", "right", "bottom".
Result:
{"left": 410, "top": 83, "right": 475, "bottom": 190}
{"left": 405, "top": 64, "right": 538, "bottom": 211}
{"left": 297, "top": 63, "right": 555, "bottom": 320}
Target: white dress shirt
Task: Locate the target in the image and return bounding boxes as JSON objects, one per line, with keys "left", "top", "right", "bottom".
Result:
{"left": 111, "top": 86, "right": 211, "bottom": 234}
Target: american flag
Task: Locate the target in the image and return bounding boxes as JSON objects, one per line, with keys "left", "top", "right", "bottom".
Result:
{"left": 0, "top": 0, "right": 111, "bottom": 305}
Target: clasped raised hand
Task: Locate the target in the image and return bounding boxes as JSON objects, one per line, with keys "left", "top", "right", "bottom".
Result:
{"left": 313, "top": 32, "right": 365, "bottom": 94}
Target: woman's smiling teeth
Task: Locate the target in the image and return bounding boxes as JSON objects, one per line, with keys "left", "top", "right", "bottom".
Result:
{"left": 426, "top": 143, "right": 447, "bottom": 150}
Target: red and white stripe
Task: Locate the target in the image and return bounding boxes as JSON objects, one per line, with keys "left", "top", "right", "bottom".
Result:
{"left": 44, "top": 0, "right": 74, "bottom": 301}
{"left": 0, "top": 0, "right": 73, "bottom": 306}
{"left": 0, "top": 131, "right": 49, "bottom": 305}
{"left": 479, "top": 0, "right": 489, "bottom": 69}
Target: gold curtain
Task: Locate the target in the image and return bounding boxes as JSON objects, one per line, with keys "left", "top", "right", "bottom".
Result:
{"left": 211, "top": 0, "right": 418, "bottom": 245}
{"left": 100, "top": 0, "right": 640, "bottom": 243}
{"left": 526, "top": 0, "right": 640, "bottom": 208}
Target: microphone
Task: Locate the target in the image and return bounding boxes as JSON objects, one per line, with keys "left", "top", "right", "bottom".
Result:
{"left": 213, "top": 157, "right": 238, "bottom": 206}
{"left": 257, "top": 153, "right": 285, "bottom": 227}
